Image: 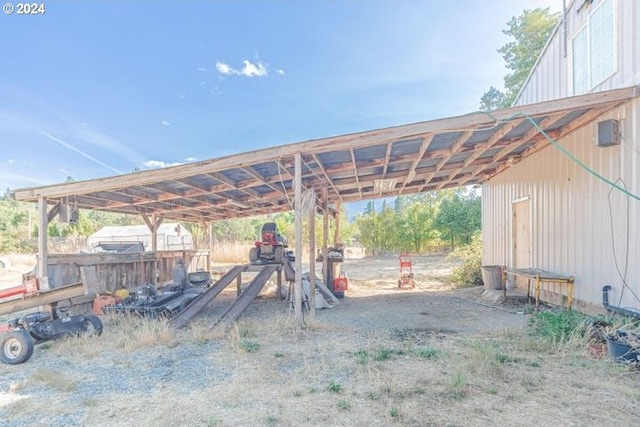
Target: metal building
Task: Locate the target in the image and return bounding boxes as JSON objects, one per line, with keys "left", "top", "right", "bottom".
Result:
{"left": 482, "top": 0, "right": 640, "bottom": 311}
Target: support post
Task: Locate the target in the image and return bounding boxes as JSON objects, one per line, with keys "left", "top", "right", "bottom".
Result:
{"left": 334, "top": 201, "right": 341, "bottom": 244}
{"left": 309, "top": 203, "right": 316, "bottom": 317}
{"left": 37, "top": 197, "right": 49, "bottom": 289}
{"left": 152, "top": 215, "right": 158, "bottom": 287}
{"left": 237, "top": 272, "right": 242, "bottom": 297}
{"left": 277, "top": 268, "right": 283, "bottom": 300}
{"left": 322, "top": 188, "right": 329, "bottom": 291}
{"left": 294, "top": 153, "right": 303, "bottom": 326}
{"left": 208, "top": 221, "right": 214, "bottom": 271}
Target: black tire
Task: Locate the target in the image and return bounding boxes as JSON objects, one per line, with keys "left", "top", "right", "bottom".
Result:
{"left": 0, "top": 331, "right": 35, "bottom": 365}
{"left": 82, "top": 315, "right": 103, "bottom": 337}
{"left": 249, "top": 247, "right": 258, "bottom": 263}
{"left": 274, "top": 247, "right": 284, "bottom": 264}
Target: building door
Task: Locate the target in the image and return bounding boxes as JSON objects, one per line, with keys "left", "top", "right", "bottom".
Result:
{"left": 512, "top": 197, "right": 531, "bottom": 290}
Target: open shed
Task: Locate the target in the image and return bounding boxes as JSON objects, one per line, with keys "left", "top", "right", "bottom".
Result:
{"left": 11, "top": 84, "right": 640, "bottom": 320}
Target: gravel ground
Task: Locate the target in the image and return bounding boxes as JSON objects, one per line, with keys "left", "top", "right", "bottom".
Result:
{"left": 0, "top": 255, "right": 638, "bottom": 426}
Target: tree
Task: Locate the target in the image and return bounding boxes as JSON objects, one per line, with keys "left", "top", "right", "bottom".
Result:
{"left": 434, "top": 188, "right": 481, "bottom": 251}
{"left": 480, "top": 8, "right": 560, "bottom": 110}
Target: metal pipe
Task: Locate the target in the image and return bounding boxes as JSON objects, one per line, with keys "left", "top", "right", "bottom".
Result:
{"left": 602, "top": 286, "right": 640, "bottom": 320}
{"left": 562, "top": 0, "right": 568, "bottom": 58}
{"left": 0, "top": 285, "right": 27, "bottom": 300}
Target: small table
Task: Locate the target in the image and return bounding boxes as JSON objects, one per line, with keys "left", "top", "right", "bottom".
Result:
{"left": 503, "top": 268, "right": 575, "bottom": 309}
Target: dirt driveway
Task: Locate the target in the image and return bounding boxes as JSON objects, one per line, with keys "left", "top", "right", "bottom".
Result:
{"left": 0, "top": 254, "right": 638, "bottom": 426}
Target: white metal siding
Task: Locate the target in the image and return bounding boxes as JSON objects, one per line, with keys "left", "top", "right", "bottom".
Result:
{"left": 515, "top": 0, "right": 639, "bottom": 106}
{"left": 483, "top": 98, "right": 640, "bottom": 310}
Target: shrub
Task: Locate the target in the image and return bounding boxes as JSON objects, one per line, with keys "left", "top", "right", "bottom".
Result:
{"left": 529, "top": 309, "right": 588, "bottom": 344}
{"left": 449, "top": 231, "right": 482, "bottom": 288}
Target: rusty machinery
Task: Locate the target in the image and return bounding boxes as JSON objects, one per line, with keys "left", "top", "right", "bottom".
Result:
{"left": 398, "top": 254, "right": 415, "bottom": 289}
{"left": 0, "top": 274, "right": 102, "bottom": 365}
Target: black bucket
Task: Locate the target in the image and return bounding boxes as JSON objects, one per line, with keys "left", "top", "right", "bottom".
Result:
{"left": 606, "top": 335, "right": 640, "bottom": 362}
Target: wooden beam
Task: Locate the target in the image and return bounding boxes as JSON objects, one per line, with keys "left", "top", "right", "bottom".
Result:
{"left": 400, "top": 134, "right": 435, "bottom": 194}
{"left": 46, "top": 201, "right": 62, "bottom": 223}
{"left": 490, "top": 104, "right": 617, "bottom": 179}
{"left": 13, "top": 86, "right": 638, "bottom": 202}
{"left": 309, "top": 197, "right": 316, "bottom": 318}
{"left": 418, "top": 131, "right": 473, "bottom": 192}
{"left": 436, "top": 120, "right": 522, "bottom": 190}
{"left": 37, "top": 197, "right": 49, "bottom": 287}
{"left": 0, "top": 282, "right": 85, "bottom": 316}
{"left": 294, "top": 153, "right": 303, "bottom": 326}
{"left": 310, "top": 153, "right": 344, "bottom": 203}
{"left": 350, "top": 149, "right": 363, "bottom": 200}
{"left": 322, "top": 187, "right": 329, "bottom": 298}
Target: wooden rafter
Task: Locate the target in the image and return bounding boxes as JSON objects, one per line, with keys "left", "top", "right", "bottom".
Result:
{"left": 350, "top": 149, "right": 363, "bottom": 199}
{"left": 399, "top": 134, "right": 435, "bottom": 194}
{"left": 10, "top": 87, "right": 637, "bottom": 223}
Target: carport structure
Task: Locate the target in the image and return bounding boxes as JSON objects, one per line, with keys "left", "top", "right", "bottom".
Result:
{"left": 12, "top": 86, "right": 639, "bottom": 322}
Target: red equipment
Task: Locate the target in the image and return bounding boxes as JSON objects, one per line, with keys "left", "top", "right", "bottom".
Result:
{"left": 249, "top": 222, "right": 288, "bottom": 264}
{"left": 398, "top": 254, "right": 415, "bottom": 289}
{"left": 0, "top": 276, "right": 40, "bottom": 300}
{"left": 333, "top": 272, "right": 349, "bottom": 292}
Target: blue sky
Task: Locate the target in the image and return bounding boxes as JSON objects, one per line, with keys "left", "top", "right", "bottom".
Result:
{"left": 1, "top": 0, "right": 561, "bottom": 193}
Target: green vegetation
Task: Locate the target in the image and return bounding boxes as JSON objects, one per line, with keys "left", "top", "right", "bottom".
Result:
{"left": 414, "top": 347, "right": 441, "bottom": 360}
{"left": 240, "top": 339, "right": 260, "bottom": 353}
{"left": 449, "top": 231, "right": 482, "bottom": 287}
{"left": 480, "top": 8, "right": 560, "bottom": 110}
{"left": 355, "top": 188, "right": 481, "bottom": 254}
{"left": 328, "top": 380, "right": 342, "bottom": 394}
{"left": 529, "top": 309, "right": 589, "bottom": 344}
{"left": 336, "top": 399, "right": 351, "bottom": 411}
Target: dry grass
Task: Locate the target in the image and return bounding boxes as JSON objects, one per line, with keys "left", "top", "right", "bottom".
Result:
{"left": 2, "top": 255, "right": 640, "bottom": 426}
{"left": 30, "top": 369, "right": 78, "bottom": 392}
{"left": 211, "top": 242, "right": 255, "bottom": 264}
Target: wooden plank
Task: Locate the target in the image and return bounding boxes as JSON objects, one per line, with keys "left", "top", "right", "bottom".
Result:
{"left": 170, "top": 264, "right": 247, "bottom": 329}
{"left": 37, "top": 197, "right": 49, "bottom": 289}
{"left": 399, "top": 134, "right": 434, "bottom": 193}
{"left": 294, "top": 153, "right": 303, "bottom": 325}
{"left": 0, "top": 282, "right": 85, "bottom": 316}
{"left": 213, "top": 265, "right": 278, "bottom": 329}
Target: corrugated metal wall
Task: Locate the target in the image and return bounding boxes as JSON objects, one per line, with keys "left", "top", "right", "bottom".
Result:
{"left": 515, "top": 0, "right": 638, "bottom": 106}
{"left": 483, "top": 99, "right": 640, "bottom": 311}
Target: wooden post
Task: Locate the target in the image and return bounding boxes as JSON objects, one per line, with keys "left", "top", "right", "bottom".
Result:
{"left": 208, "top": 221, "right": 214, "bottom": 270}
{"left": 151, "top": 214, "right": 160, "bottom": 286}
{"left": 277, "top": 268, "right": 283, "bottom": 300}
{"left": 37, "top": 197, "right": 50, "bottom": 289}
{"left": 322, "top": 187, "right": 329, "bottom": 290}
{"left": 236, "top": 272, "right": 242, "bottom": 296}
{"left": 294, "top": 153, "right": 303, "bottom": 326}
{"left": 334, "top": 200, "right": 341, "bottom": 244}
{"left": 309, "top": 203, "right": 316, "bottom": 317}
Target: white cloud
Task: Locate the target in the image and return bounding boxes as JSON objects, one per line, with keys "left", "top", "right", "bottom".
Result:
{"left": 142, "top": 160, "right": 183, "bottom": 169}
{"left": 161, "top": 120, "right": 170, "bottom": 126}
{"left": 216, "top": 62, "right": 233, "bottom": 75}
{"left": 185, "top": 157, "right": 197, "bottom": 162}
{"left": 215, "top": 59, "right": 269, "bottom": 77}
{"left": 276, "top": 69, "right": 285, "bottom": 75}
{"left": 59, "top": 168, "right": 68, "bottom": 174}
{"left": 8, "top": 159, "right": 15, "bottom": 164}
{"left": 197, "top": 67, "right": 208, "bottom": 72}
{"left": 240, "top": 60, "right": 267, "bottom": 77}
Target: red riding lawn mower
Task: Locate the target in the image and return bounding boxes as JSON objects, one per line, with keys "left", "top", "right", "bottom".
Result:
{"left": 249, "top": 222, "right": 290, "bottom": 265}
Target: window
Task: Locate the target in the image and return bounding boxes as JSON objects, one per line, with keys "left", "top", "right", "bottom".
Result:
{"left": 571, "top": 0, "right": 615, "bottom": 94}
